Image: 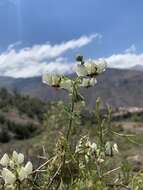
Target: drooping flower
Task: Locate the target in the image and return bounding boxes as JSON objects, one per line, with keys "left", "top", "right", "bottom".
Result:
{"left": 2, "top": 168, "right": 16, "bottom": 185}
{"left": 0, "top": 154, "right": 10, "bottom": 167}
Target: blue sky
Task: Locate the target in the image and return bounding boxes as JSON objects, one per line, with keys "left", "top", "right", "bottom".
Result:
{"left": 0, "top": 0, "right": 143, "bottom": 77}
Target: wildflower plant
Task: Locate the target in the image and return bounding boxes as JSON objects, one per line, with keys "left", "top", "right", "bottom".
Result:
{"left": 0, "top": 55, "right": 142, "bottom": 189}
{"left": 0, "top": 151, "right": 33, "bottom": 189}
{"left": 41, "top": 55, "right": 115, "bottom": 189}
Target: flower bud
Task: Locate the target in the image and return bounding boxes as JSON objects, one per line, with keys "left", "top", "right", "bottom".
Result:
{"left": 76, "top": 55, "right": 83, "bottom": 63}
{"left": 113, "top": 143, "right": 119, "bottom": 153}
{"left": 105, "top": 141, "right": 112, "bottom": 156}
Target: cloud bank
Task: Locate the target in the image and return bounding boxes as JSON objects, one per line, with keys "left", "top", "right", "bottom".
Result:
{"left": 0, "top": 37, "right": 143, "bottom": 78}
{"left": 107, "top": 52, "right": 143, "bottom": 69}
{"left": 0, "top": 34, "right": 100, "bottom": 78}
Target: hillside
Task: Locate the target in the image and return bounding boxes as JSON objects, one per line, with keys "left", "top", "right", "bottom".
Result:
{"left": 0, "top": 68, "right": 143, "bottom": 108}
{"left": 0, "top": 88, "right": 46, "bottom": 143}
{"left": 131, "top": 64, "right": 143, "bottom": 71}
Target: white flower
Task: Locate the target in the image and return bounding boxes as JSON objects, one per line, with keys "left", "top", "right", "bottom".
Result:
{"left": 51, "top": 75, "right": 61, "bottom": 87}
{"left": 12, "top": 151, "right": 24, "bottom": 164}
{"left": 75, "top": 59, "right": 107, "bottom": 77}
{"left": 90, "top": 143, "right": 97, "bottom": 152}
{"left": 90, "top": 78, "right": 97, "bottom": 86}
{"left": 85, "top": 141, "right": 92, "bottom": 148}
{"left": 12, "top": 151, "right": 19, "bottom": 161}
{"left": 96, "top": 59, "right": 107, "bottom": 74}
{"left": 17, "top": 153, "right": 24, "bottom": 164}
{"left": 19, "top": 167, "right": 28, "bottom": 181}
{"left": 105, "top": 142, "right": 119, "bottom": 156}
{"left": 42, "top": 73, "right": 61, "bottom": 87}
{"left": 18, "top": 162, "right": 33, "bottom": 181}
{"left": 60, "top": 79, "right": 73, "bottom": 91}
{"left": 2, "top": 168, "right": 16, "bottom": 185}
{"left": 24, "top": 161, "right": 33, "bottom": 175}
{"left": 0, "top": 154, "right": 9, "bottom": 167}
{"left": 81, "top": 78, "right": 97, "bottom": 88}
{"left": 81, "top": 78, "right": 89, "bottom": 87}
{"left": 75, "top": 64, "right": 88, "bottom": 77}
{"left": 42, "top": 73, "right": 53, "bottom": 86}
{"left": 85, "top": 61, "right": 97, "bottom": 76}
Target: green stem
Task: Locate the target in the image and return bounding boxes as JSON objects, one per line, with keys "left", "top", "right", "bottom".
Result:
{"left": 66, "top": 89, "right": 75, "bottom": 142}
{"left": 15, "top": 180, "right": 21, "bottom": 190}
{"left": 95, "top": 99, "right": 103, "bottom": 150}
{"left": 55, "top": 85, "right": 75, "bottom": 190}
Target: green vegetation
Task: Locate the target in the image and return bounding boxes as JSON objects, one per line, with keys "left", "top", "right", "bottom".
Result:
{"left": 0, "top": 88, "right": 47, "bottom": 142}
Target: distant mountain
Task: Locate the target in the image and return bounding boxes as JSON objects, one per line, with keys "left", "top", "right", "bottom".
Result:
{"left": 0, "top": 68, "right": 143, "bottom": 108}
{"left": 131, "top": 65, "right": 143, "bottom": 71}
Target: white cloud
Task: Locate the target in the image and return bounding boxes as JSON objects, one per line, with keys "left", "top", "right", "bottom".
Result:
{"left": 1, "top": 38, "right": 143, "bottom": 78}
{"left": 106, "top": 53, "right": 143, "bottom": 69}
{"left": 0, "top": 34, "right": 100, "bottom": 78}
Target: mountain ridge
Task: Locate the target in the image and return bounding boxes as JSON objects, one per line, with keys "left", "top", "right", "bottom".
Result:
{"left": 0, "top": 68, "right": 142, "bottom": 108}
